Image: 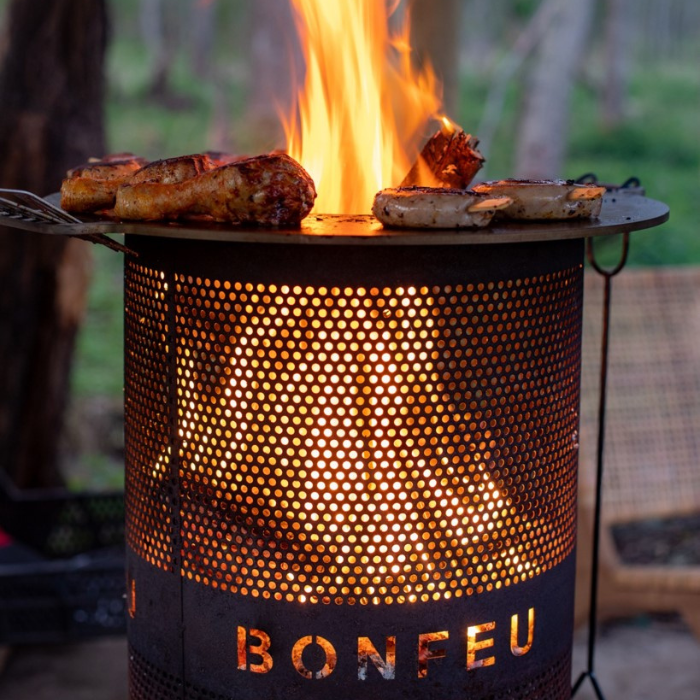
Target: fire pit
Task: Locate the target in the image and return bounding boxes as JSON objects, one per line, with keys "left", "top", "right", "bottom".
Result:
{"left": 112, "top": 196, "right": 666, "bottom": 700}
{"left": 0, "top": 189, "right": 669, "bottom": 698}
{"left": 0, "top": 5, "right": 672, "bottom": 698}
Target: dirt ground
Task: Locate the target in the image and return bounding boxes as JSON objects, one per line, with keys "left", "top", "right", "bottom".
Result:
{"left": 0, "top": 616, "right": 698, "bottom": 699}
{"left": 0, "top": 637, "right": 127, "bottom": 700}
{"left": 570, "top": 616, "right": 700, "bottom": 699}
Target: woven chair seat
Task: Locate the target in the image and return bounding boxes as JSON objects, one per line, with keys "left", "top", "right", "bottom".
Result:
{"left": 576, "top": 266, "right": 700, "bottom": 637}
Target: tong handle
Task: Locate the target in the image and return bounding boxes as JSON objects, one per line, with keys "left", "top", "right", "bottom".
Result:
{"left": 0, "top": 188, "right": 134, "bottom": 255}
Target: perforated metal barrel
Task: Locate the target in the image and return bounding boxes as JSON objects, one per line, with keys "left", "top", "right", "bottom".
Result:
{"left": 124, "top": 230, "right": 583, "bottom": 700}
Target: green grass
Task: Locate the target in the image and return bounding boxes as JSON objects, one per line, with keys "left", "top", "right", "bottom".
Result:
{"left": 65, "top": 450, "right": 125, "bottom": 492}
{"left": 105, "top": 40, "right": 236, "bottom": 160}
{"left": 456, "top": 75, "right": 520, "bottom": 180}
{"left": 67, "top": 243, "right": 123, "bottom": 489}
{"left": 71, "top": 243, "right": 124, "bottom": 398}
{"left": 567, "top": 63, "right": 699, "bottom": 266}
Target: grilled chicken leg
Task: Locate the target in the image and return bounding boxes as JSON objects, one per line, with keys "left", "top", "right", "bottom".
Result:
{"left": 60, "top": 154, "right": 146, "bottom": 213}
{"left": 114, "top": 153, "right": 317, "bottom": 226}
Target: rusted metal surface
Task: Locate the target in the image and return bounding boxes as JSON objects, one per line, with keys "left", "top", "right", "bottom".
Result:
{"left": 124, "top": 233, "right": 583, "bottom": 700}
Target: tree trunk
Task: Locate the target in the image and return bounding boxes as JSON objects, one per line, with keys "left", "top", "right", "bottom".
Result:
{"left": 651, "top": 0, "right": 673, "bottom": 59}
{"left": 0, "top": 0, "right": 107, "bottom": 487}
{"left": 245, "top": 0, "right": 301, "bottom": 152}
{"left": 140, "top": 0, "right": 190, "bottom": 107}
{"left": 461, "top": 0, "right": 499, "bottom": 73}
{"left": 139, "top": 0, "right": 167, "bottom": 94}
{"left": 602, "top": 0, "right": 633, "bottom": 129}
{"left": 409, "top": 0, "right": 463, "bottom": 119}
{"left": 190, "top": 0, "right": 217, "bottom": 80}
{"left": 514, "top": 0, "right": 596, "bottom": 179}
{"left": 476, "top": 0, "right": 565, "bottom": 166}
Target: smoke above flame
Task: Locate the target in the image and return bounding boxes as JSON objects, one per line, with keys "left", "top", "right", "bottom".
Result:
{"left": 283, "top": 0, "right": 443, "bottom": 215}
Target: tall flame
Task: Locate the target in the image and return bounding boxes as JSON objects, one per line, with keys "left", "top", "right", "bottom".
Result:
{"left": 284, "top": 0, "right": 442, "bottom": 214}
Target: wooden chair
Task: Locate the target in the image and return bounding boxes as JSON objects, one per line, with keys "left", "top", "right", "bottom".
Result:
{"left": 575, "top": 266, "right": 700, "bottom": 637}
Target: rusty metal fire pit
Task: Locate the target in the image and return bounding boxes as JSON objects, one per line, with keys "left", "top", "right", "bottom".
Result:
{"left": 119, "top": 197, "right": 666, "bottom": 700}
{"left": 0, "top": 191, "right": 669, "bottom": 700}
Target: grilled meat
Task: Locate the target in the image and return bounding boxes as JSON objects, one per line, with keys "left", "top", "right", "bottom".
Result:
{"left": 372, "top": 187, "right": 511, "bottom": 229}
{"left": 114, "top": 153, "right": 317, "bottom": 226}
{"left": 60, "top": 154, "right": 147, "bottom": 213}
{"left": 64, "top": 152, "right": 147, "bottom": 179}
{"left": 205, "top": 151, "right": 246, "bottom": 167}
{"left": 128, "top": 154, "right": 217, "bottom": 185}
{"left": 471, "top": 179, "right": 606, "bottom": 220}
{"left": 61, "top": 152, "right": 251, "bottom": 216}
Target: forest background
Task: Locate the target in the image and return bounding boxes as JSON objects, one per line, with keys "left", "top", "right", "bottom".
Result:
{"left": 0, "top": 0, "right": 697, "bottom": 488}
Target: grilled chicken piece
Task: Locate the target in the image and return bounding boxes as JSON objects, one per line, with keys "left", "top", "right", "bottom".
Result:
{"left": 128, "top": 154, "right": 216, "bottom": 185}
{"left": 60, "top": 154, "right": 147, "bottom": 213}
{"left": 205, "top": 151, "right": 246, "bottom": 167}
{"left": 65, "top": 153, "right": 147, "bottom": 179}
{"left": 372, "top": 187, "right": 511, "bottom": 229}
{"left": 114, "top": 153, "right": 317, "bottom": 226}
{"left": 471, "top": 179, "right": 606, "bottom": 220}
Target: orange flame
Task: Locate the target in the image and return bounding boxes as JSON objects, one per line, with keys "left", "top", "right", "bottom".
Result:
{"left": 284, "top": 0, "right": 442, "bottom": 214}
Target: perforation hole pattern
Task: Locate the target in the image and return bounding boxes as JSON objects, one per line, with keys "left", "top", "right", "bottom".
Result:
{"left": 128, "top": 644, "right": 571, "bottom": 700}
{"left": 129, "top": 645, "right": 182, "bottom": 700}
{"left": 124, "top": 263, "right": 175, "bottom": 571}
{"left": 126, "top": 264, "right": 582, "bottom": 605}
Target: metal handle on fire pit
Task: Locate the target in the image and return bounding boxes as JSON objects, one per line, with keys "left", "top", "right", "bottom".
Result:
{"left": 571, "top": 232, "right": 630, "bottom": 700}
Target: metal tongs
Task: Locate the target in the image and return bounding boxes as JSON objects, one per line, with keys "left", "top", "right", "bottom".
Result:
{"left": 0, "top": 188, "right": 133, "bottom": 254}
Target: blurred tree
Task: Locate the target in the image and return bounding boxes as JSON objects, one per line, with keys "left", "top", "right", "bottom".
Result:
{"left": 190, "top": 0, "right": 217, "bottom": 80}
{"left": 514, "top": 0, "right": 596, "bottom": 178}
{"left": 140, "top": 0, "right": 192, "bottom": 107}
{"left": 602, "top": 0, "right": 633, "bottom": 129}
{"left": 245, "top": 0, "right": 300, "bottom": 152}
{"left": 477, "top": 0, "right": 564, "bottom": 164}
{"left": 139, "top": 0, "right": 170, "bottom": 97}
{"left": 461, "top": 0, "right": 501, "bottom": 73}
{"left": 0, "top": 0, "right": 107, "bottom": 487}
{"left": 410, "top": 0, "right": 463, "bottom": 118}
{"left": 640, "top": 0, "right": 700, "bottom": 61}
